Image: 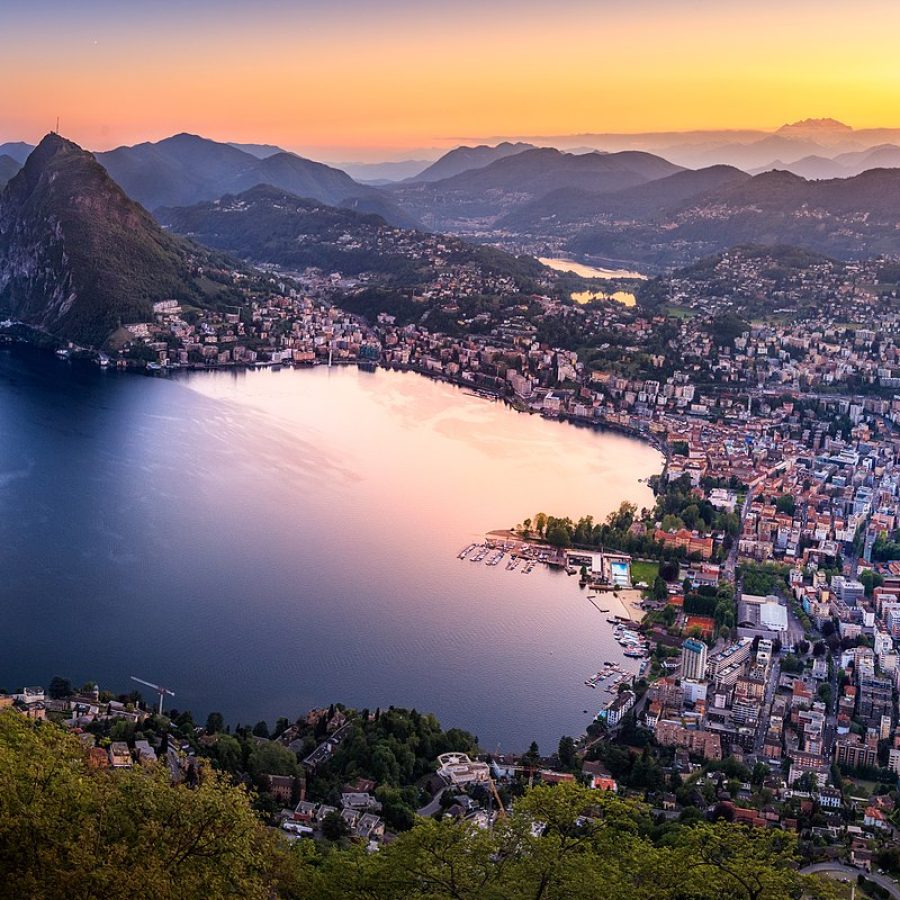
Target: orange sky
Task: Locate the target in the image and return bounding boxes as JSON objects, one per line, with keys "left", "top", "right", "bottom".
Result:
{"left": 2, "top": 0, "right": 899, "bottom": 160}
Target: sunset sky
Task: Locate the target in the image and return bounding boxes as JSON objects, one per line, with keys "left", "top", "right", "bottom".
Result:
{"left": 2, "top": 0, "right": 899, "bottom": 161}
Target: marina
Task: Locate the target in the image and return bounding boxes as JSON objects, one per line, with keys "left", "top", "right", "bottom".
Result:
{"left": 456, "top": 539, "right": 554, "bottom": 575}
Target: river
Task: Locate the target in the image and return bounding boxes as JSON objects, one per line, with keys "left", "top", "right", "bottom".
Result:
{"left": 0, "top": 350, "right": 661, "bottom": 749}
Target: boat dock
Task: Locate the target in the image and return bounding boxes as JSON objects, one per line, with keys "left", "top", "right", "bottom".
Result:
{"left": 455, "top": 539, "right": 552, "bottom": 574}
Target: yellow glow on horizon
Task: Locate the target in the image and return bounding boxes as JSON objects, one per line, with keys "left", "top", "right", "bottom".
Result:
{"left": 2, "top": 1, "right": 899, "bottom": 156}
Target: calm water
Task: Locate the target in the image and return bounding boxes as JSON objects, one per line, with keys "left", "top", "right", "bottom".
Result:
{"left": 0, "top": 350, "right": 660, "bottom": 749}
{"left": 539, "top": 257, "right": 645, "bottom": 307}
{"left": 538, "top": 257, "right": 647, "bottom": 281}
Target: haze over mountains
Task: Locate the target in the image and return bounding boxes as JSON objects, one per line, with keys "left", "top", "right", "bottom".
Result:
{"left": 386, "top": 148, "right": 685, "bottom": 230}
{"left": 489, "top": 118, "right": 900, "bottom": 171}
{"left": 93, "top": 134, "right": 419, "bottom": 228}
{"left": 1, "top": 117, "right": 899, "bottom": 346}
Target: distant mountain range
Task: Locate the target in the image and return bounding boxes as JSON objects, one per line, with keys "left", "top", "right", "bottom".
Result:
{"left": 1, "top": 122, "right": 898, "bottom": 347}
{"left": 408, "top": 142, "right": 537, "bottom": 183}
{"left": 0, "top": 142, "right": 34, "bottom": 165}
{"left": 0, "top": 155, "right": 19, "bottom": 188}
{"left": 90, "top": 133, "right": 416, "bottom": 228}
{"left": 387, "top": 147, "right": 685, "bottom": 230}
{"left": 339, "top": 159, "right": 433, "bottom": 184}
{"left": 751, "top": 143, "right": 900, "bottom": 179}
{"left": 486, "top": 118, "right": 900, "bottom": 169}
{"left": 226, "top": 141, "right": 284, "bottom": 159}
{"left": 0, "top": 135, "right": 243, "bottom": 345}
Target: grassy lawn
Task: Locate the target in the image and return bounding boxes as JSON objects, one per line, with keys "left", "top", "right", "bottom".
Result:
{"left": 845, "top": 778, "right": 879, "bottom": 798}
{"left": 631, "top": 560, "right": 659, "bottom": 587}
{"left": 663, "top": 305, "right": 696, "bottom": 320}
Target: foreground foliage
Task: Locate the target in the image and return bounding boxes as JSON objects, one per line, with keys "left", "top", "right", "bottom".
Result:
{"left": 0, "top": 711, "right": 832, "bottom": 899}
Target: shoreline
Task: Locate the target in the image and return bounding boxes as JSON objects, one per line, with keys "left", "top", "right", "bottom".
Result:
{"left": 3, "top": 334, "right": 671, "bottom": 466}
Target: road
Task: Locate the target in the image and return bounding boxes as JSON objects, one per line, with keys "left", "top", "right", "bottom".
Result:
{"left": 417, "top": 784, "right": 448, "bottom": 817}
{"left": 752, "top": 658, "right": 781, "bottom": 756}
{"left": 724, "top": 482, "right": 759, "bottom": 585}
{"left": 801, "top": 863, "right": 900, "bottom": 900}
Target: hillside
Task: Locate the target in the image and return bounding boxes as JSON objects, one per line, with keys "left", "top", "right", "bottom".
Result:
{"left": 500, "top": 164, "right": 750, "bottom": 231}
{"left": 95, "top": 133, "right": 414, "bottom": 227}
{"left": 158, "top": 184, "right": 426, "bottom": 278}
{"left": 0, "top": 134, "right": 243, "bottom": 346}
{"left": 567, "top": 167, "right": 900, "bottom": 269}
{"left": 159, "top": 184, "right": 549, "bottom": 300}
{"left": 0, "top": 709, "right": 827, "bottom": 900}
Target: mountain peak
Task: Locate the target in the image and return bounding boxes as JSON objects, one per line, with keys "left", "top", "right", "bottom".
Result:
{"left": 776, "top": 118, "right": 852, "bottom": 137}
{"left": 0, "top": 136, "right": 228, "bottom": 345}
{"left": 23, "top": 132, "right": 82, "bottom": 169}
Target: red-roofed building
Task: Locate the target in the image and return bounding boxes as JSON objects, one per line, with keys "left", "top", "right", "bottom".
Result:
{"left": 654, "top": 528, "right": 714, "bottom": 560}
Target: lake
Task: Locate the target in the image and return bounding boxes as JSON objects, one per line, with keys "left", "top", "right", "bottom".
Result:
{"left": 0, "top": 350, "right": 661, "bottom": 749}
{"left": 539, "top": 257, "right": 647, "bottom": 307}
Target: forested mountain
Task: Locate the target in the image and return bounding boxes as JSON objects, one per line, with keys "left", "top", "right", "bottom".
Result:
{"left": 561, "top": 167, "right": 900, "bottom": 269}
{"left": 0, "top": 135, "right": 243, "bottom": 345}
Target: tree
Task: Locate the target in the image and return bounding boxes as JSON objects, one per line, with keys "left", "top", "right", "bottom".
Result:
{"left": 557, "top": 735, "right": 577, "bottom": 770}
{"left": 273, "top": 717, "right": 290, "bottom": 738}
{"left": 678, "top": 822, "right": 829, "bottom": 900}
{"left": 210, "top": 732, "right": 241, "bottom": 772}
{"left": 774, "top": 494, "right": 796, "bottom": 516}
{"left": 522, "top": 741, "right": 541, "bottom": 769}
{"left": 321, "top": 809, "right": 350, "bottom": 842}
{"left": 252, "top": 720, "right": 270, "bottom": 739}
{"left": 47, "top": 676, "right": 72, "bottom": 700}
{"left": 660, "top": 559, "right": 680, "bottom": 582}
{"left": 205, "top": 711, "right": 225, "bottom": 734}
{"left": 247, "top": 741, "right": 298, "bottom": 782}
{"left": 0, "top": 710, "right": 297, "bottom": 899}
{"left": 534, "top": 512, "right": 548, "bottom": 536}
{"left": 546, "top": 523, "right": 572, "bottom": 548}
{"left": 0, "top": 712, "right": 837, "bottom": 900}
{"left": 652, "top": 576, "right": 668, "bottom": 602}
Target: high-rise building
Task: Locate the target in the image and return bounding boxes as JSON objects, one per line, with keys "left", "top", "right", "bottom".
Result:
{"left": 682, "top": 638, "right": 708, "bottom": 681}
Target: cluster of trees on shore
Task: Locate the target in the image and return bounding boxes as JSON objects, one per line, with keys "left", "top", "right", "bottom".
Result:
{"left": 519, "top": 475, "right": 739, "bottom": 561}
{"left": 0, "top": 711, "right": 832, "bottom": 899}
{"left": 518, "top": 503, "right": 671, "bottom": 558}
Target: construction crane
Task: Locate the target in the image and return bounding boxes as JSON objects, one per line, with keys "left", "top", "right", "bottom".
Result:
{"left": 487, "top": 774, "right": 507, "bottom": 819}
{"left": 130, "top": 676, "right": 175, "bottom": 715}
